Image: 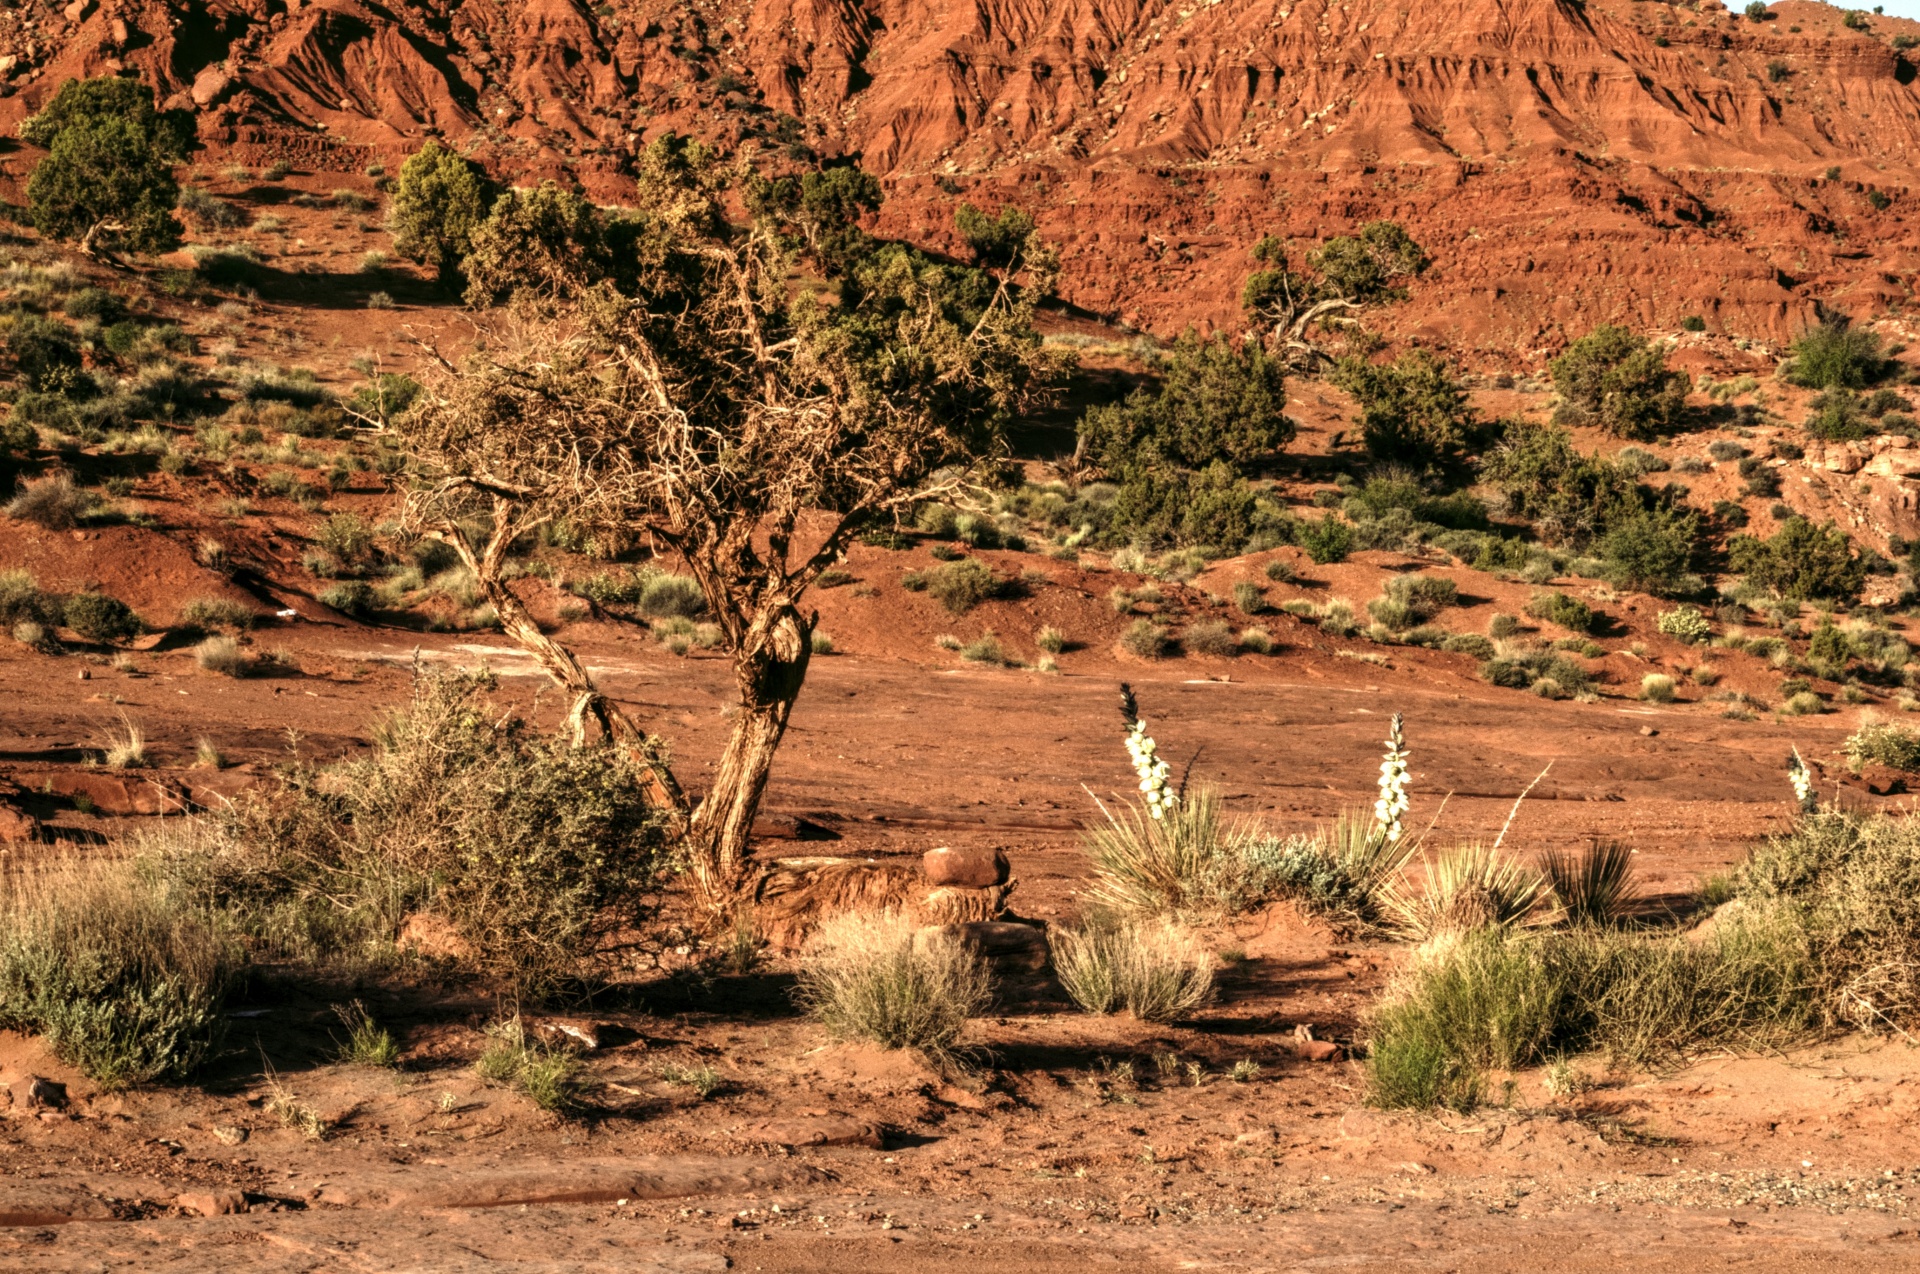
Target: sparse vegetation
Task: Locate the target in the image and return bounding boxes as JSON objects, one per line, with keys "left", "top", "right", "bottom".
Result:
{"left": 1550, "top": 324, "right": 1688, "bottom": 441}
{"left": 797, "top": 910, "right": 991, "bottom": 1064}
{"left": 1051, "top": 918, "right": 1216, "bottom": 1023}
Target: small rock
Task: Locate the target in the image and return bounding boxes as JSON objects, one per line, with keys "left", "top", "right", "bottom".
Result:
{"left": 1395, "top": 1160, "right": 1437, "bottom": 1175}
{"left": 0, "top": 802, "right": 40, "bottom": 844}
{"left": 530, "top": 1018, "right": 601, "bottom": 1052}
{"left": 77, "top": 668, "right": 90, "bottom": 681}
{"left": 1118, "top": 1202, "right": 1157, "bottom": 1219}
{"left": 755, "top": 1117, "right": 885, "bottom": 1149}
{"left": 922, "top": 846, "right": 1009, "bottom": 889}
{"left": 61, "top": 0, "right": 93, "bottom": 22}
{"left": 1232, "top": 1127, "right": 1277, "bottom": 1146}
{"left": 1639, "top": 726, "right": 1657, "bottom": 737}
{"left": 1299, "top": 1039, "right": 1345, "bottom": 1063}
{"left": 175, "top": 1189, "right": 246, "bottom": 1217}
{"left": 211, "top": 1125, "right": 249, "bottom": 1146}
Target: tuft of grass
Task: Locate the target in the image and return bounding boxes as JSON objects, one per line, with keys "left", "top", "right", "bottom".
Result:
{"left": 1084, "top": 787, "right": 1251, "bottom": 918}
{"left": 796, "top": 910, "right": 991, "bottom": 1064}
{"left": 98, "top": 712, "right": 147, "bottom": 770}
{"left": 196, "top": 635, "right": 249, "bottom": 677}
{"left": 6, "top": 474, "right": 98, "bottom": 530}
{"left": 474, "top": 1016, "right": 582, "bottom": 1111}
{"left": 193, "top": 737, "right": 226, "bottom": 770}
{"left": 809, "top": 631, "right": 835, "bottom": 655}
{"left": 1182, "top": 619, "right": 1237, "bottom": 656}
{"left": 1239, "top": 626, "right": 1274, "bottom": 654}
{"left": 960, "top": 632, "right": 1005, "bottom": 664}
{"left": 1640, "top": 673, "right": 1677, "bottom": 703}
{"left": 1541, "top": 842, "right": 1639, "bottom": 926}
{"left": 1385, "top": 843, "right": 1550, "bottom": 940}
{"left": 1241, "top": 811, "right": 1416, "bottom": 932}
{"left": 656, "top": 1060, "right": 723, "bottom": 1098}
{"left": 333, "top": 1000, "right": 400, "bottom": 1067}
{"left": 1232, "top": 581, "right": 1269, "bottom": 615}
{"left": 1050, "top": 917, "right": 1215, "bottom": 1024}
{"left": 181, "top": 596, "right": 256, "bottom": 632}
{"left": 1525, "top": 590, "right": 1596, "bottom": 633}
{"left": 1035, "top": 624, "right": 1067, "bottom": 654}
{"left": 1264, "top": 558, "right": 1297, "bottom": 584}
{"left": 265, "top": 1077, "right": 332, "bottom": 1141}
{"left": 926, "top": 558, "right": 1004, "bottom": 614}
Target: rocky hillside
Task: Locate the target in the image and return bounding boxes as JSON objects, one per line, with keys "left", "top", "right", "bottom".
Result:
{"left": 7, "top": 0, "right": 1920, "bottom": 355}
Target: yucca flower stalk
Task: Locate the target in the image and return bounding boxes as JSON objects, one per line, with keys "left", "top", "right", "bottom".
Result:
{"left": 1374, "top": 712, "right": 1410, "bottom": 843}
{"left": 1118, "top": 682, "right": 1177, "bottom": 820}
{"left": 1787, "top": 745, "right": 1815, "bottom": 812}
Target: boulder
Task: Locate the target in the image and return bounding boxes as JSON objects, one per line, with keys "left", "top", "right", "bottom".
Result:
{"left": 917, "top": 920, "right": 1050, "bottom": 977}
{"left": 922, "top": 846, "right": 1009, "bottom": 888}
{"left": 62, "top": 0, "right": 93, "bottom": 23}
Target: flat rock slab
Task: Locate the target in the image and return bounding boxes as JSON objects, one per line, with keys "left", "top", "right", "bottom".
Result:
{"left": 0, "top": 1185, "right": 114, "bottom": 1226}
{"left": 310, "top": 1155, "right": 824, "bottom": 1210}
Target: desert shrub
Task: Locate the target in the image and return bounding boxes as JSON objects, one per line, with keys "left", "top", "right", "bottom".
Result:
{"left": 333, "top": 1000, "right": 400, "bottom": 1067}
{"left": 1441, "top": 632, "right": 1495, "bottom": 660}
{"left": 181, "top": 596, "right": 256, "bottom": 632}
{"left": 1241, "top": 811, "right": 1416, "bottom": 931}
{"left": 317, "top": 580, "right": 374, "bottom": 618}
{"left": 1549, "top": 324, "right": 1689, "bottom": 440}
{"left": 1640, "top": 673, "right": 1677, "bottom": 703}
{"left": 1084, "top": 788, "right": 1251, "bottom": 918}
{"left": 6, "top": 472, "right": 96, "bottom": 529}
{"left": 159, "top": 668, "right": 671, "bottom": 992}
{"left": 1384, "top": 843, "right": 1548, "bottom": 940}
{"left": 462, "top": 182, "right": 618, "bottom": 311}
{"left": 1119, "top": 617, "right": 1172, "bottom": 658}
{"left": 635, "top": 571, "right": 705, "bottom": 619}
{"left": 1598, "top": 503, "right": 1699, "bottom": 595}
{"left": 24, "top": 77, "right": 191, "bottom": 255}
{"left": 1182, "top": 619, "right": 1237, "bottom": 656}
{"left": 1708, "top": 439, "right": 1749, "bottom": 462}
{"left": 1331, "top": 349, "right": 1482, "bottom": 470}
{"left": 1232, "top": 581, "right": 1268, "bottom": 615}
{"left": 1264, "top": 557, "right": 1296, "bottom": 583}
{"left": 1079, "top": 330, "right": 1291, "bottom": 473}
{"left": 1050, "top": 918, "right": 1215, "bottom": 1023}
{"left": 0, "top": 856, "right": 240, "bottom": 1086}
{"left": 1541, "top": 842, "right": 1638, "bottom": 926}
{"left": 318, "top": 512, "right": 376, "bottom": 566}
{"left": 1656, "top": 605, "right": 1711, "bottom": 644}
{"left": 1480, "top": 423, "right": 1641, "bottom": 547}
{"left": 1524, "top": 590, "right": 1595, "bottom": 633}
{"left": 796, "top": 910, "right": 991, "bottom": 1063}
{"left": 1343, "top": 473, "right": 1489, "bottom": 532}
{"left": 176, "top": 186, "right": 246, "bottom": 231}
{"left": 1239, "top": 626, "right": 1274, "bottom": 653}
{"left": 1736, "top": 808, "right": 1920, "bottom": 1031}
{"left": 1381, "top": 573, "right": 1457, "bottom": 623}
{"left": 926, "top": 557, "right": 1002, "bottom": 614}
{"left": 63, "top": 591, "right": 140, "bottom": 642}
{"left": 0, "top": 570, "right": 55, "bottom": 629}
{"left": 388, "top": 140, "right": 494, "bottom": 284}
{"left": 1846, "top": 721, "right": 1920, "bottom": 772}
{"left": 1297, "top": 513, "right": 1353, "bottom": 563}
{"left": 1035, "top": 624, "right": 1067, "bottom": 654}
{"left": 1786, "top": 317, "right": 1884, "bottom": 390}
{"left": 1480, "top": 649, "right": 1593, "bottom": 695}
{"left": 1730, "top": 516, "right": 1866, "bottom": 601}
{"left": 474, "top": 1016, "right": 581, "bottom": 1111}
{"left": 1805, "top": 388, "right": 1868, "bottom": 441}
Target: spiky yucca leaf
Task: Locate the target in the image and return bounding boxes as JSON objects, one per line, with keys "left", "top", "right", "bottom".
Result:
{"left": 1386, "top": 843, "right": 1550, "bottom": 940}
{"left": 1083, "top": 786, "right": 1250, "bottom": 917}
{"left": 1541, "top": 841, "right": 1639, "bottom": 926}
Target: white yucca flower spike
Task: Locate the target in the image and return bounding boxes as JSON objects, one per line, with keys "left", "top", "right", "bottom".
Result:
{"left": 1788, "top": 745, "right": 1815, "bottom": 812}
{"left": 1374, "top": 712, "right": 1410, "bottom": 843}
{"left": 1125, "top": 718, "right": 1177, "bottom": 820}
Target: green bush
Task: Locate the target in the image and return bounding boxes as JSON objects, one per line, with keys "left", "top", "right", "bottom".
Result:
{"left": 1241, "top": 812, "right": 1416, "bottom": 932}
{"left": 1549, "top": 325, "right": 1689, "bottom": 441}
{"left": 1598, "top": 503, "right": 1699, "bottom": 595}
{"left": 1481, "top": 424, "right": 1641, "bottom": 547}
{"left": 1786, "top": 318, "right": 1884, "bottom": 389}
{"left": 388, "top": 140, "right": 494, "bottom": 285}
{"left": 63, "top": 591, "right": 141, "bottom": 642}
{"left": 1079, "top": 331, "right": 1292, "bottom": 473}
{"left": 636, "top": 571, "right": 705, "bottom": 619}
{"left": 1119, "top": 617, "right": 1172, "bottom": 658}
{"left": 926, "top": 557, "right": 1003, "bottom": 614}
{"left": 161, "top": 667, "right": 672, "bottom": 993}
{"left": 1656, "top": 605, "right": 1711, "bottom": 643}
{"left": 1480, "top": 649, "right": 1593, "bottom": 695}
{"left": 461, "top": 182, "right": 616, "bottom": 311}
{"left": 1805, "top": 388, "right": 1868, "bottom": 441}
{"left": 1846, "top": 722, "right": 1920, "bottom": 773}
{"left": 1524, "top": 590, "right": 1595, "bottom": 632}
{"left": 1298, "top": 513, "right": 1354, "bottom": 563}
{"left": 1330, "top": 349, "right": 1481, "bottom": 469}
{"left": 1729, "top": 516, "right": 1866, "bottom": 601}
{"left": 0, "top": 857, "right": 240, "bottom": 1087}
{"left": 318, "top": 580, "right": 376, "bottom": 617}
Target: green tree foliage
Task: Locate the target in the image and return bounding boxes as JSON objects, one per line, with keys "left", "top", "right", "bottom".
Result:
{"left": 1242, "top": 222, "right": 1429, "bottom": 363}
{"left": 23, "top": 77, "right": 193, "bottom": 255}
{"left": 461, "top": 182, "right": 616, "bottom": 310}
{"left": 1786, "top": 317, "right": 1885, "bottom": 389}
{"left": 954, "top": 202, "right": 1038, "bottom": 271}
{"left": 388, "top": 140, "right": 494, "bottom": 284}
{"left": 746, "top": 166, "right": 882, "bottom": 274}
{"left": 1078, "top": 332, "right": 1290, "bottom": 550}
{"left": 1805, "top": 388, "right": 1868, "bottom": 441}
{"left": 1596, "top": 504, "right": 1699, "bottom": 595}
{"left": 1549, "top": 325, "right": 1688, "bottom": 441}
{"left": 1480, "top": 423, "right": 1641, "bottom": 547}
{"left": 1729, "top": 516, "right": 1867, "bottom": 601}
{"left": 1330, "top": 348, "right": 1480, "bottom": 469}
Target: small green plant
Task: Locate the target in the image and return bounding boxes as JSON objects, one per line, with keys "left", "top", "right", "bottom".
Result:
{"left": 656, "top": 1060, "right": 723, "bottom": 1098}
{"left": 1050, "top": 918, "right": 1216, "bottom": 1024}
{"left": 1524, "top": 590, "right": 1594, "bottom": 633}
{"left": 926, "top": 557, "right": 1004, "bottom": 614}
{"left": 195, "top": 634, "right": 249, "bottom": 677}
{"left": 475, "top": 1016, "right": 581, "bottom": 1111}
{"left": 796, "top": 911, "right": 991, "bottom": 1065}
{"left": 1846, "top": 720, "right": 1920, "bottom": 772}
{"left": 1232, "top": 581, "right": 1269, "bottom": 615}
{"left": 809, "top": 630, "right": 835, "bottom": 655}
{"left": 960, "top": 632, "right": 1005, "bottom": 664}
{"left": 1036, "top": 624, "right": 1067, "bottom": 654}
{"left": 1656, "top": 605, "right": 1711, "bottom": 644}
{"left": 266, "top": 1077, "right": 331, "bottom": 1141}
{"left": 1540, "top": 842, "right": 1639, "bottom": 926}
{"left": 1119, "top": 618, "right": 1172, "bottom": 659}
{"left": 1183, "top": 619, "right": 1237, "bottom": 656}
{"left": 1640, "top": 673, "right": 1677, "bottom": 703}
{"left": 333, "top": 1000, "right": 400, "bottom": 1067}
{"left": 63, "top": 592, "right": 141, "bottom": 643}
{"left": 1298, "top": 514, "right": 1353, "bottom": 564}
{"left": 1264, "top": 558, "right": 1297, "bottom": 584}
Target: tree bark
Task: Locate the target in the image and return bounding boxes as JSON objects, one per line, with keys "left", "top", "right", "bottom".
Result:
{"left": 685, "top": 602, "right": 814, "bottom": 910}
{"left": 446, "top": 510, "right": 688, "bottom": 822}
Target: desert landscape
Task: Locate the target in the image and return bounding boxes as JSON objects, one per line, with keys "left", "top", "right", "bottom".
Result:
{"left": 5, "top": 0, "right": 1920, "bottom": 1270}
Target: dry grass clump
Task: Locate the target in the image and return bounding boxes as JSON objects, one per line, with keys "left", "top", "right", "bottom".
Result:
{"left": 0, "top": 856, "right": 240, "bottom": 1087}
{"left": 796, "top": 910, "right": 991, "bottom": 1064}
{"left": 1084, "top": 787, "right": 1252, "bottom": 917}
{"left": 1384, "top": 843, "right": 1550, "bottom": 940}
{"left": 1640, "top": 673, "right": 1677, "bottom": 703}
{"left": 6, "top": 473, "right": 96, "bottom": 529}
{"left": 196, "top": 634, "right": 250, "bottom": 677}
{"left": 1182, "top": 619, "right": 1237, "bottom": 656}
{"left": 181, "top": 596, "right": 256, "bottom": 632}
{"left": 97, "top": 712, "right": 147, "bottom": 770}
{"left": 1051, "top": 918, "right": 1215, "bottom": 1023}
{"left": 1119, "top": 618, "right": 1172, "bottom": 658}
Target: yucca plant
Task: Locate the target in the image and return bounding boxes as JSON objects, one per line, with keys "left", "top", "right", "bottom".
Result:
{"left": 1386, "top": 843, "right": 1550, "bottom": 940}
{"left": 1084, "top": 786, "right": 1252, "bottom": 917}
{"left": 1541, "top": 842, "right": 1639, "bottom": 926}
